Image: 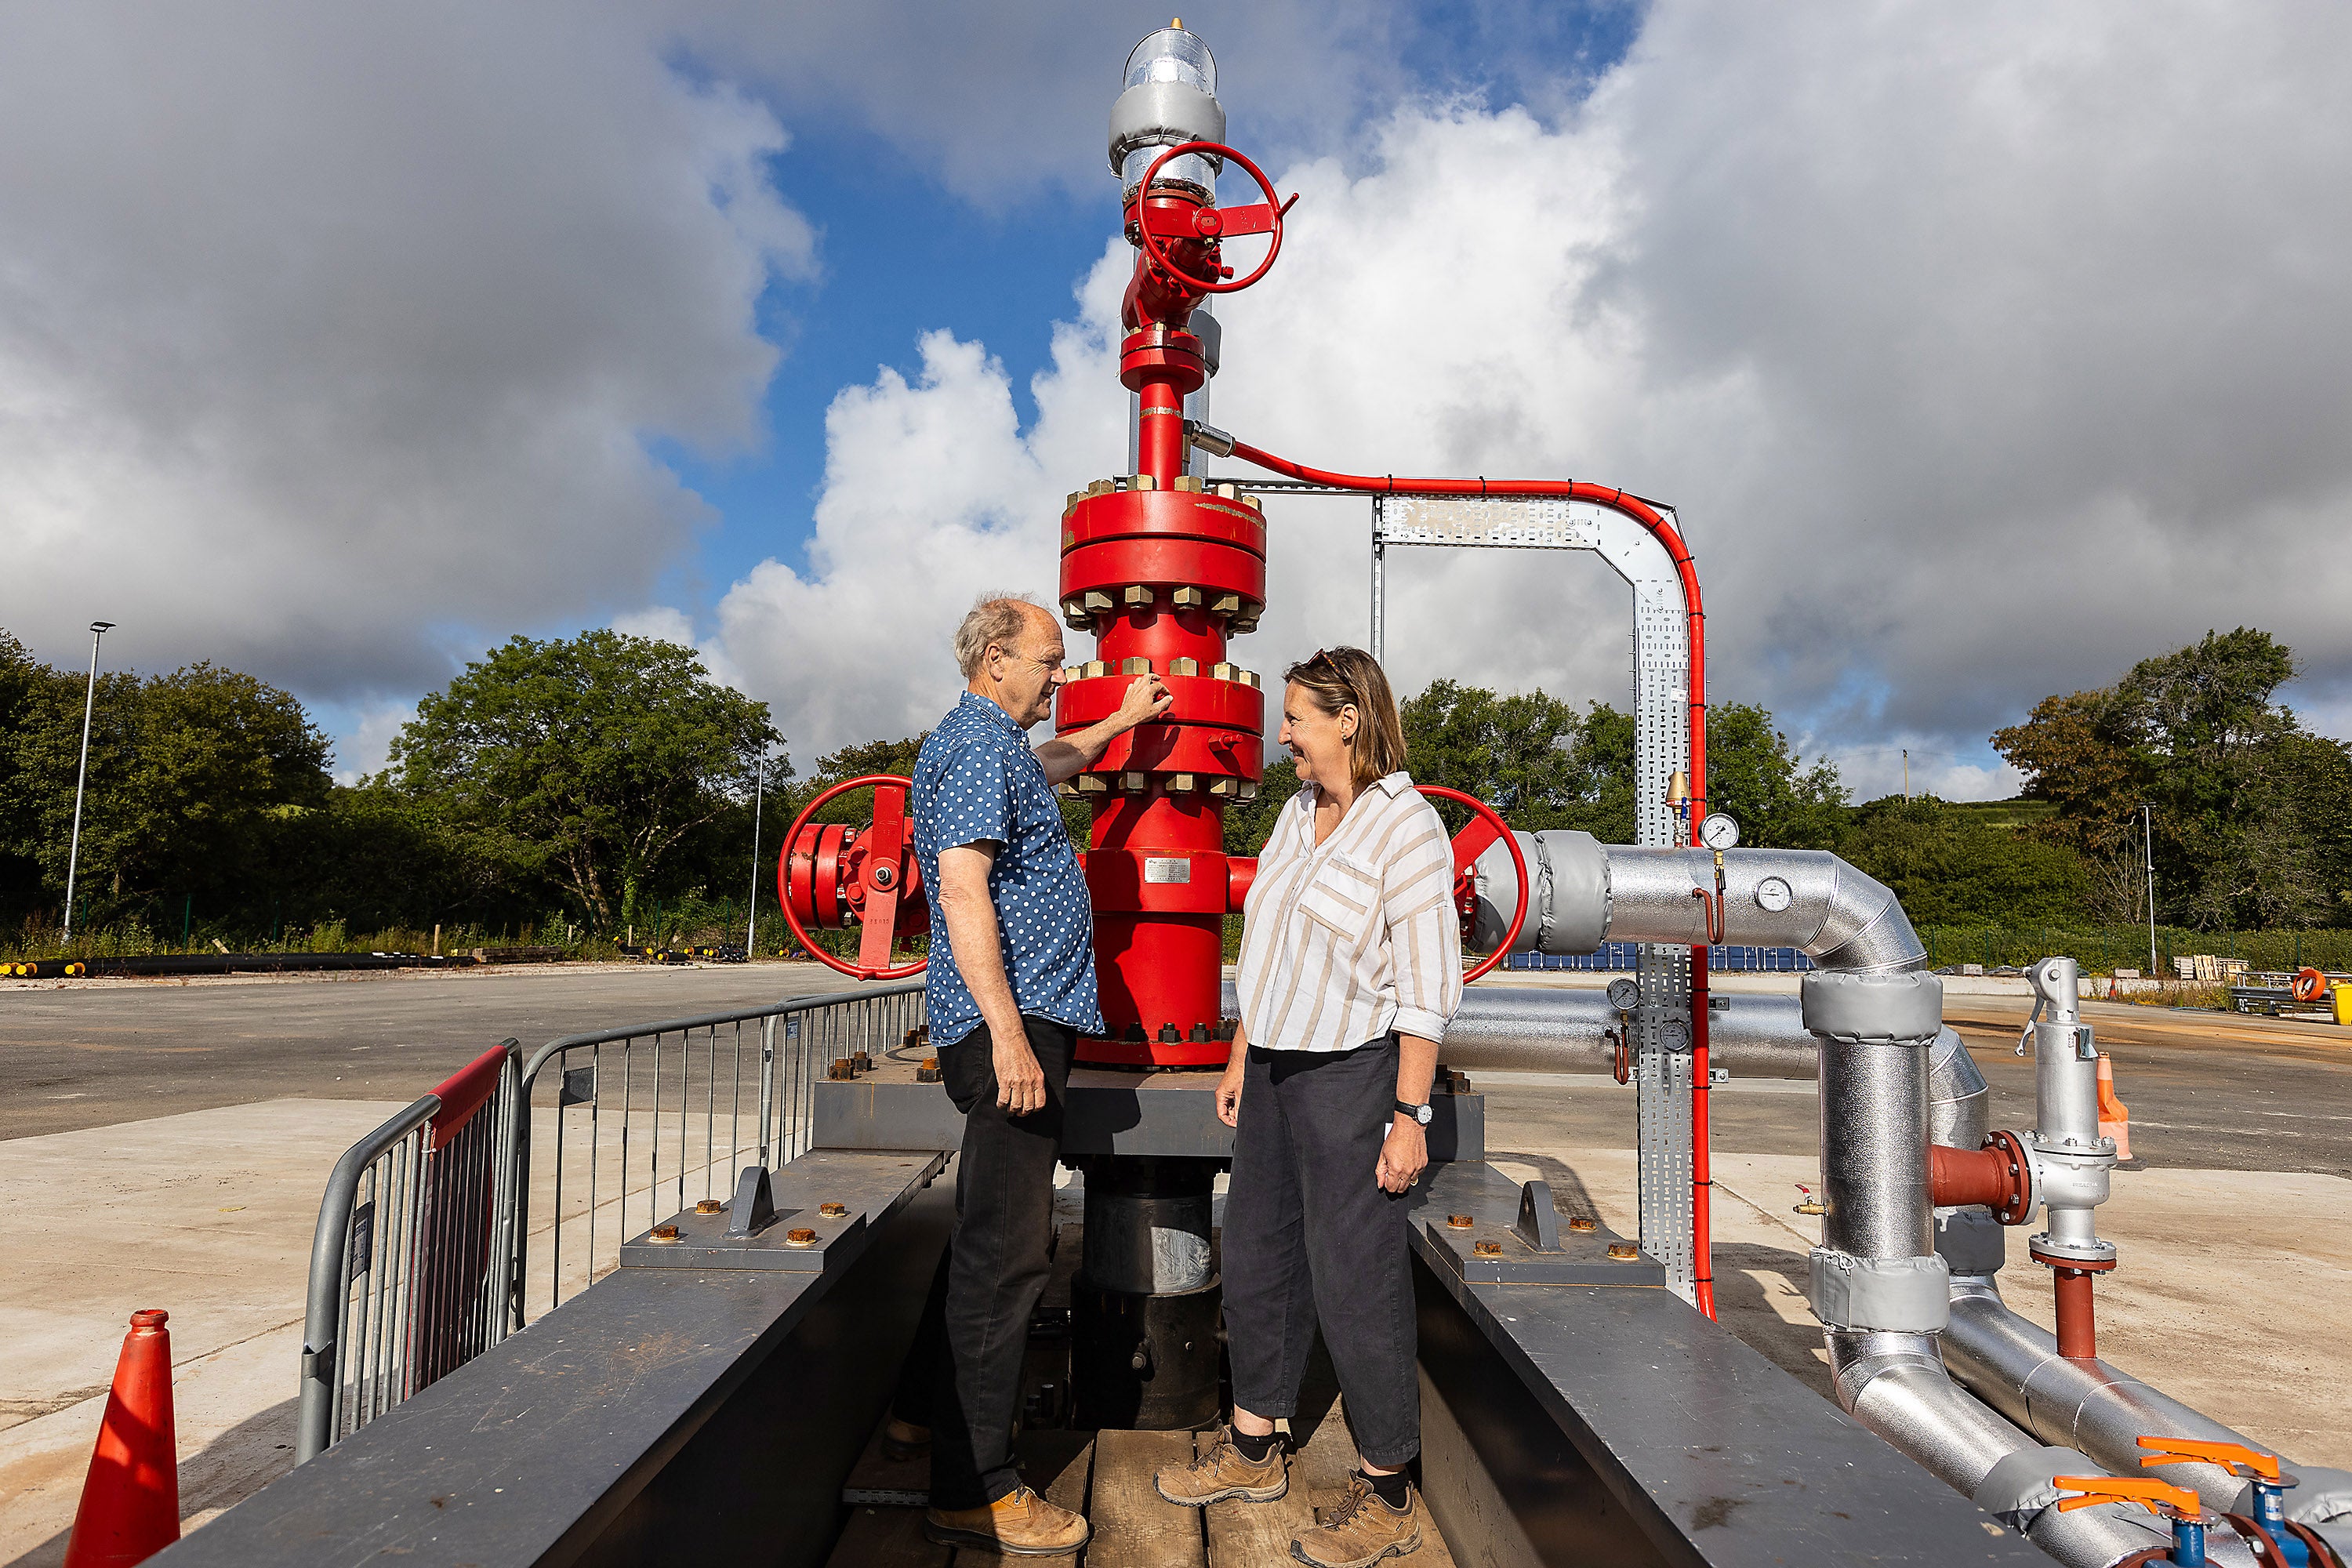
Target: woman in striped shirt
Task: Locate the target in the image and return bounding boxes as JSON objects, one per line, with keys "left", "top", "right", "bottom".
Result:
{"left": 1155, "top": 646, "right": 1462, "bottom": 1566}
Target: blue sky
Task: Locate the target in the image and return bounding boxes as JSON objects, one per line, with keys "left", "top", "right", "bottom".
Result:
{"left": 655, "top": 3, "right": 1650, "bottom": 624}
{"left": 9, "top": 1, "right": 2350, "bottom": 802}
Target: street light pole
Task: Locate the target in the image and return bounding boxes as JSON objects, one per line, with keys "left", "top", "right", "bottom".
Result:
{"left": 745, "top": 753, "right": 767, "bottom": 960}
{"left": 62, "top": 620, "right": 116, "bottom": 944}
{"left": 2142, "top": 802, "right": 2157, "bottom": 978}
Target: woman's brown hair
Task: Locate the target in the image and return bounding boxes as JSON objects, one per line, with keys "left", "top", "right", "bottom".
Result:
{"left": 1282, "top": 646, "right": 1409, "bottom": 791}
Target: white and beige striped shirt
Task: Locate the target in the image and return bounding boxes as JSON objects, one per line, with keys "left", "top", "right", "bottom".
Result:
{"left": 1235, "top": 771, "right": 1464, "bottom": 1053}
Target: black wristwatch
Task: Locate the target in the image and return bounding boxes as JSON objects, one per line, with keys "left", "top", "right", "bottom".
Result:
{"left": 1395, "top": 1099, "right": 1432, "bottom": 1126}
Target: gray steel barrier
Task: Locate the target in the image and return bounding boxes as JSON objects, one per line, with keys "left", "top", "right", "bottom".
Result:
{"left": 504, "top": 981, "right": 927, "bottom": 1326}
{"left": 296, "top": 1038, "right": 523, "bottom": 1461}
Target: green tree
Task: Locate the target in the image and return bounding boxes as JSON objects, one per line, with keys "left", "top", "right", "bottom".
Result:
{"left": 1704, "top": 702, "right": 1849, "bottom": 849}
{"left": 1, "top": 651, "right": 331, "bottom": 927}
{"left": 1843, "top": 797, "right": 2089, "bottom": 924}
{"left": 389, "top": 631, "right": 778, "bottom": 928}
{"left": 1399, "top": 681, "right": 1588, "bottom": 826}
{"left": 1995, "top": 628, "right": 2341, "bottom": 928}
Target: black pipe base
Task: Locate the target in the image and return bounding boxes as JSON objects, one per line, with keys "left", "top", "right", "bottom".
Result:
{"left": 1070, "top": 1276, "right": 1222, "bottom": 1431}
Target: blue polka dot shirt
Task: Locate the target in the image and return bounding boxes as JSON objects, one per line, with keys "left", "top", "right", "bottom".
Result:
{"left": 912, "top": 691, "right": 1102, "bottom": 1044}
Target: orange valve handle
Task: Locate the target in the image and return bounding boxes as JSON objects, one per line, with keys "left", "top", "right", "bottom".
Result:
{"left": 1417, "top": 785, "right": 1529, "bottom": 986}
{"left": 2140, "top": 1437, "right": 2283, "bottom": 1480}
{"left": 778, "top": 774, "right": 927, "bottom": 982}
{"left": 2292, "top": 967, "right": 2326, "bottom": 1003}
{"left": 2054, "top": 1475, "right": 2204, "bottom": 1519}
{"left": 1133, "top": 141, "right": 1293, "bottom": 296}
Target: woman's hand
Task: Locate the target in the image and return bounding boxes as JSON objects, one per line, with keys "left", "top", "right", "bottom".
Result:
{"left": 1376, "top": 1116, "right": 1427, "bottom": 1192}
{"left": 1216, "top": 1054, "right": 1246, "bottom": 1127}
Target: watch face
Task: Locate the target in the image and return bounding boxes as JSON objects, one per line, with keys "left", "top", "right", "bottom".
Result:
{"left": 1698, "top": 812, "right": 1740, "bottom": 850}
{"left": 1755, "top": 875, "right": 1794, "bottom": 913}
{"left": 1606, "top": 977, "right": 1641, "bottom": 1011}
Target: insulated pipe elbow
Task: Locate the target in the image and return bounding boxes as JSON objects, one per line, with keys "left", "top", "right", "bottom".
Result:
{"left": 1471, "top": 833, "right": 1926, "bottom": 974}
{"left": 1827, "top": 1332, "right": 2174, "bottom": 1568}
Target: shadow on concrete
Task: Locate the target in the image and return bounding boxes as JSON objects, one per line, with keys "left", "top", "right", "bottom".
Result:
{"left": 6, "top": 1395, "right": 299, "bottom": 1568}
{"left": 1484, "top": 1149, "right": 1602, "bottom": 1222}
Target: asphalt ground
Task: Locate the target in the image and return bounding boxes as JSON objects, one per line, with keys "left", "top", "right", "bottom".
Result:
{"left": 1474, "top": 995, "right": 2352, "bottom": 1178}
{"left": 5, "top": 966, "right": 2345, "bottom": 1171}
{"left": 0, "top": 963, "right": 869, "bottom": 1142}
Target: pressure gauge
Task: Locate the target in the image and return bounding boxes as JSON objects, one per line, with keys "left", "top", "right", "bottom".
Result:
{"left": 1755, "top": 876, "right": 1793, "bottom": 913}
{"left": 1606, "top": 977, "right": 1641, "bottom": 1012}
{"left": 1660, "top": 1018, "right": 1690, "bottom": 1052}
{"left": 1698, "top": 812, "right": 1740, "bottom": 851}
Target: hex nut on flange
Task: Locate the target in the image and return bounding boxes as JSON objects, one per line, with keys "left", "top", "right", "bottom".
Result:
{"left": 784, "top": 1229, "right": 818, "bottom": 1248}
{"left": 818, "top": 1203, "right": 848, "bottom": 1218}
{"left": 1446, "top": 1214, "right": 1474, "bottom": 1230}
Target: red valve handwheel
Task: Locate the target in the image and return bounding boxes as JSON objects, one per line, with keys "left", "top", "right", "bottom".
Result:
{"left": 1417, "top": 785, "right": 1530, "bottom": 985}
{"left": 778, "top": 774, "right": 927, "bottom": 981}
{"left": 1134, "top": 140, "right": 1290, "bottom": 296}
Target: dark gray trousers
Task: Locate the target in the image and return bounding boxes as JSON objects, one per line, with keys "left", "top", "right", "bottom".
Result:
{"left": 1221, "top": 1035, "right": 1420, "bottom": 1468}
{"left": 889, "top": 1014, "right": 1076, "bottom": 1508}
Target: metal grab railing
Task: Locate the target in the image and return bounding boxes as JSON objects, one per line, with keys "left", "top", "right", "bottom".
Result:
{"left": 295, "top": 982, "right": 928, "bottom": 1461}
{"left": 503, "top": 981, "right": 927, "bottom": 1327}
{"left": 296, "top": 1039, "right": 522, "bottom": 1461}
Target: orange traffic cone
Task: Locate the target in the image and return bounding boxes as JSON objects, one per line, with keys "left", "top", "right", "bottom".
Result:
{"left": 64, "top": 1309, "right": 180, "bottom": 1568}
{"left": 2096, "top": 1057, "right": 2132, "bottom": 1162}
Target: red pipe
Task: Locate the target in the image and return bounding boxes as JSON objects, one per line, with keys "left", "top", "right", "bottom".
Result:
{"left": 1225, "top": 439, "right": 1715, "bottom": 1316}
{"left": 2053, "top": 1267, "right": 2099, "bottom": 1359}
{"left": 1930, "top": 1143, "right": 2018, "bottom": 1210}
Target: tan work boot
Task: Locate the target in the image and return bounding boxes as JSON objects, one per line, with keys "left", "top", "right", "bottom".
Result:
{"left": 1290, "top": 1472, "right": 1421, "bottom": 1568}
{"left": 924, "top": 1485, "right": 1090, "bottom": 1557}
{"left": 1155, "top": 1425, "right": 1289, "bottom": 1506}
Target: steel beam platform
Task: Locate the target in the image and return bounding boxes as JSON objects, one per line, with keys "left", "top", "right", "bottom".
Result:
{"left": 147, "top": 1150, "right": 952, "bottom": 1568}
{"left": 814, "top": 1056, "right": 1484, "bottom": 1162}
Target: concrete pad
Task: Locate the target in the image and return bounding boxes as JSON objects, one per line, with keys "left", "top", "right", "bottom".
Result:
{"left": 1481, "top": 1078, "right": 2352, "bottom": 1475}
{"left": 0, "top": 1099, "right": 407, "bottom": 1562}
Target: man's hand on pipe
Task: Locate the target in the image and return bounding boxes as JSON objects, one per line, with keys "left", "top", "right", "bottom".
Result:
{"left": 1113, "top": 673, "right": 1173, "bottom": 731}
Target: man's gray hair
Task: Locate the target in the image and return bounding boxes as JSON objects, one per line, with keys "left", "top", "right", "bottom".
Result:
{"left": 954, "top": 591, "right": 1046, "bottom": 679}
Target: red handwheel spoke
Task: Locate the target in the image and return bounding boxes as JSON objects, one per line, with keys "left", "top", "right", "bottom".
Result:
{"left": 1415, "top": 786, "right": 1528, "bottom": 985}
{"left": 779, "top": 775, "right": 928, "bottom": 982}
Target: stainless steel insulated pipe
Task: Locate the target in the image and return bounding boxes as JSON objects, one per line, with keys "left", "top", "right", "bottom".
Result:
{"left": 1805, "top": 970, "right": 2167, "bottom": 1567}
{"left": 1472, "top": 832, "right": 1926, "bottom": 973}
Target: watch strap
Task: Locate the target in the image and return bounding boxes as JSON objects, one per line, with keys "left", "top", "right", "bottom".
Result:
{"left": 1395, "top": 1098, "right": 1432, "bottom": 1124}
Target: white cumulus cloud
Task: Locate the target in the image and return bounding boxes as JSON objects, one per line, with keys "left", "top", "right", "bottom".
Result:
{"left": 705, "top": 0, "right": 2352, "bottom": 797}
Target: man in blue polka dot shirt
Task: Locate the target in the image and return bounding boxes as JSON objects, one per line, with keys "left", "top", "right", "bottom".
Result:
{"left": 890, "top": 592, "right": 1169, "bottom": 1557}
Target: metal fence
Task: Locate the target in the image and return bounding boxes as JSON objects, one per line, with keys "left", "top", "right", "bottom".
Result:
{"left": 504, "top": 981, "right": 927, "bottom": 1327}
{"left": 295, "top": 982, "right": 929, "bottom": 1462}
{"left": 296, "top": 1039, "right": 522, "bottom": 1461}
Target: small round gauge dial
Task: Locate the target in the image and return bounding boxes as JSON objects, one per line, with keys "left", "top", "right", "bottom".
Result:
{"left": 1659, "top": 1018, "right": 1690, "bottom": 1052}
{"left": 1697, "top": 812, "right": 1740, "bottom": 851}
{"left": 1755, "top": 875, "right": 1794, "bottom": 913}
{"left": 1605, "top": 977, "right": 1641, "bottom": 1012}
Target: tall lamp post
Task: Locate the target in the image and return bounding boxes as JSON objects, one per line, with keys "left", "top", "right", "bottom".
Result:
{"left": 744, "top": 750, "right": 768, "bottom": 960}
{"left": 2141, "top": 801, "right": 2157, "bottom": 978}
{"left": 62, "top": 620, "right": 116, "bottom": 944}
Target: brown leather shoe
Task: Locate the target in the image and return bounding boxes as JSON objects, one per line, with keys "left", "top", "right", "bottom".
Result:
{"left": 1155, "top": 1425, "right": 1288, "bottom": 1506}
{"left": 924, "top": 1485, "right": 1090, "bottom": 1557}
{"left": 880, "top": 1417, "right": 930, "bottom": 1461}
{"left": 1290, "top": 1472, "right": 1421, "bottom": 1568}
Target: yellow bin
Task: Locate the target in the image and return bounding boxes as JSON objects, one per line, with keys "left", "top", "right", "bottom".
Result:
{"left": 2337, "top": 981, "right": 2351, "bottom": 1027}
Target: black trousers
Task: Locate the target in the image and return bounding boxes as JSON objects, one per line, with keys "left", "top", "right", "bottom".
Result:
{"left": 890, "top": 1013, "right": 1076, "bottom": 1508}
{"left": 1221, "top": 1035, "right": 1420, "bottom": 1468}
